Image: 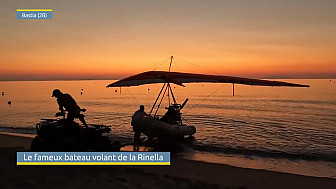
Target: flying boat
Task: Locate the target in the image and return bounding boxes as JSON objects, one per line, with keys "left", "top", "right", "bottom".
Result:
{"left": 107, "top": 56, "right": 310, "bottom": 139}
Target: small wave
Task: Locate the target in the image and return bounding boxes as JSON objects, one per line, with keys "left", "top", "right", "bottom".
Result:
{"left": 192, "top": 144, "right": 336, "bottom": 162}
{"left": 2, "top": 125, "right": 336, "bottom": 162}
{"left": 0, "top": 126, "right": 36, "bottom": 134}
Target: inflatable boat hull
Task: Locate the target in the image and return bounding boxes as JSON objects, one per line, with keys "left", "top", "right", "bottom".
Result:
{"left": 132, "top": 113, "right": 196, "bottom": 138}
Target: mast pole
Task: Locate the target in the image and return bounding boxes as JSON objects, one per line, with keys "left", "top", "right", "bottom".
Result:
{"left": 167, "top": 56, "right": 173, "bottom": 105}
{"left": 233, "top": 83, "right": 235, "bottom": 96}
{"left": 151, "top": 56, "right": 174, "bottom": 116}
{"left": 154, "top": 84, "right": 169, "bottom": 116}
{"left": 169, "top": 56, "right": 173, "bottom": 72}
{"left": 167, "top": 83, "right": 170, "bottom": 105}
{"left": 170, "top": 84, "right": 177, "bottom": 104}
{"left": 150, "top": 83, "right": 166, "bottom": 115}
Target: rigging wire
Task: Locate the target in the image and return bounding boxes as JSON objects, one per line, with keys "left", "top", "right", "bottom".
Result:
{"left": 173, "top": 56, "right": 179, "bottom": 71}
{"left": 181, "top": 116, "right": 191, "bottom": 127}
{"left": 138, "top": 57, "right": 171, "bottom": 73}
{"left": 184, "top": 84, "right": 225, "bottom": 114}
{"left": 172, "top": 58, "right": 180, "bottom": 102}
{"left": 171, "top": 57, "right": 225, "bottom": 114}
{"left": 172, "top": 57, "right": 227, "bottom": 123}
{"left": 174, "top": 57, "right": 220, "bottom": 75}
{"left": 125, "top": 88, "right": 140, "bottom": 104}
{"left": 124, "top": 56, "right": 225, "bottom": 115}
{"left": 119, "top": 57, "right": 171, "bottom": 108}
{"left": 153, "top": 58, "right": 170, "bottom": 70}
{"left": 154, "top": 84, "right": 169, "bottom": 116}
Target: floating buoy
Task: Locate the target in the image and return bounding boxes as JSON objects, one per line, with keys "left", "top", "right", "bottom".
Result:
{"left": 8, "top": 101, "right": 11, "bottom": 105}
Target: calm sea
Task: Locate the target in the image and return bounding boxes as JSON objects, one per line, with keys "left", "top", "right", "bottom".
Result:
{"left": 0, "top": 79, "right": 336, "bottom": 178}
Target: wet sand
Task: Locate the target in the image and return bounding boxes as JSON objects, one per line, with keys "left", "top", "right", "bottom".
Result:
{"left": 1, "top": 133, "right": 336, "bottom": 189}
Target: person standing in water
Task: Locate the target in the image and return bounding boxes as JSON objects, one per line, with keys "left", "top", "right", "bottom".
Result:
{"left": 131, "top": 105, "right": 147, "bottom": 144}
{"left": 52, "top": 89, "right": 88, "bottom": 128}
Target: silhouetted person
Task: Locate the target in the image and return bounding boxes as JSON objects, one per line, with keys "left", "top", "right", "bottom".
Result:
{"left": 8, "top": 101, "right": 11, "bottom": 105}
{"left": 52, "top": 89, "right": 87, "bottom": 128}
{"left": 2, "top": 92, "right": 4, "bottom": 96}
{"left": 131, "top": 105, "right": 147, "bottom": 144}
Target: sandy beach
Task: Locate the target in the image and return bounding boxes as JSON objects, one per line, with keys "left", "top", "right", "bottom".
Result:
{"left": 1, "top": 133, "right": 336, "bottom": 189}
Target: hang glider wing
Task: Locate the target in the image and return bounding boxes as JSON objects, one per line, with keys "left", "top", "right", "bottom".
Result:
{"left": 106, "top": 71, "right": 310, "bottom": 88}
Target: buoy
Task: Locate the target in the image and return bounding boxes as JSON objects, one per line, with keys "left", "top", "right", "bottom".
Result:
{"left": 8, "top": 101, "right": 11, "bottom": 105}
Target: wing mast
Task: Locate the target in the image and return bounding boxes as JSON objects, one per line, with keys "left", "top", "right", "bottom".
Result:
{"left": 149, "top": 56, "right": 177, "bottom": 116}
{"left": 107, "top": 56, "right": 310, "bottom": 116}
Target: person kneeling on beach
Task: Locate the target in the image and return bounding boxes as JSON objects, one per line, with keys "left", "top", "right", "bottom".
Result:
{"left": 131, "top": 105, "right": 147, "bottom": 144}
{"left": 52, "top": 89, "right": 88, "bottom": 128}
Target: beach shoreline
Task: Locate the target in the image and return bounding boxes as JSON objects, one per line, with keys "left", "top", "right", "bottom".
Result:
{"left": 1, "top": 132, "right": 336, "bottom": 189}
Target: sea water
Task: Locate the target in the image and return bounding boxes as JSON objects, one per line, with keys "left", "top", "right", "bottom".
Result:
{"left": 0, "top": 79, "right": 336, "bottom": 178}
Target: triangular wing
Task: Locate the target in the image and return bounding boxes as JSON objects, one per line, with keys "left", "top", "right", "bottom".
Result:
{"left": 106, "top": 71, "right": 310, "bottom": 88}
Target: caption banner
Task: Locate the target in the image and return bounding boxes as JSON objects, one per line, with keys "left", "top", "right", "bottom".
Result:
{"left": 17, "top": 152, "right": 170, "bottom": 165}
{"left": 17, "top": 9, "right": 52, "bottom": 19}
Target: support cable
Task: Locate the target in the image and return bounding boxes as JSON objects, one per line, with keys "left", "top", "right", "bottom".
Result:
{"left": 175, "top": 57, "right": 220, "bottom": 75}
{"left": 125, "top": 88, "right": 140, "bottom": 104}
{"left": 184, "top": 84, "right": 225, "bottom": 113}
{"left": 138, "top": 57, "right": 171, "bottom": 73}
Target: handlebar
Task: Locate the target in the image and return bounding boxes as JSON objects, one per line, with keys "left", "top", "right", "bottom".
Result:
{"left": 55, "top": 108, "right": 86, "bottom": 117}
{"left": 55, "top": 112, "right": 66, "bottom": 117}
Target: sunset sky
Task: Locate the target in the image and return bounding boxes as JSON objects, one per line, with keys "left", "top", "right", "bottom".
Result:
{"left": 1, "top": 0, "right": 335, "bottom": 80}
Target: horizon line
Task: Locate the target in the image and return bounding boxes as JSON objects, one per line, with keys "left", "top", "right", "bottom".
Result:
{"left": 1, "top": 77, "right": 335, "bottom": 82}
